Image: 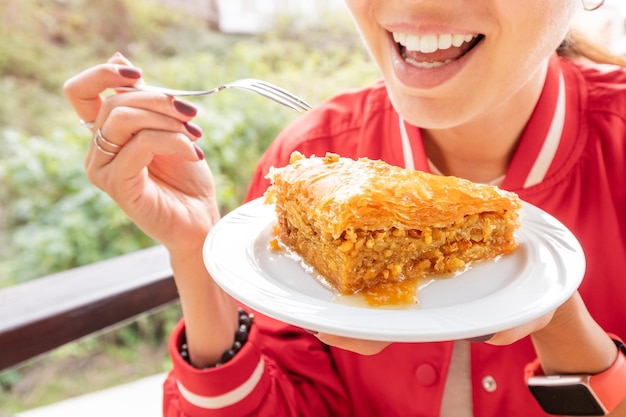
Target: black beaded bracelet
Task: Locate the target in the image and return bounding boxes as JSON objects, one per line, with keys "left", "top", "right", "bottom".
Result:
{"left": 180, "top": 308, "right": 254, "bottom": 368}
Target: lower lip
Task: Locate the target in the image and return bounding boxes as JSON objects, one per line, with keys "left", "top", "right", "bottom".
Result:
{"left": 390, "top": 36, "right": 478, "bottom": 90}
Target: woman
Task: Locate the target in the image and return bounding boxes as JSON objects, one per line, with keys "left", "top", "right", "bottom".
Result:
{"left": 64, "top": 0, "right": 626, "bottom": 415}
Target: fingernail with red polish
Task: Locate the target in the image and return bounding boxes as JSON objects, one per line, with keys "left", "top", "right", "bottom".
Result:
{"left": 185, "top": 122, "right": 203, "bottom": 138}
{"left": 118, "top": 66, "right": 142, "bottom": 79}
{"left": 174, "top": 99, "right": 198, "bottom": 117}
{"left": 194, "top": 144, "right": 205, "bottom": 161}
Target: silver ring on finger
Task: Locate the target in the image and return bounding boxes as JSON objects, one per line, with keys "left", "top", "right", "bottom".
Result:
{"left": 93, "top": 128, "right": 121, "bottom": 156}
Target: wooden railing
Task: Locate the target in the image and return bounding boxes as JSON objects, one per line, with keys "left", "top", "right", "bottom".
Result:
{"left": 0, "top": 245, "right": 179, "bottom": 371}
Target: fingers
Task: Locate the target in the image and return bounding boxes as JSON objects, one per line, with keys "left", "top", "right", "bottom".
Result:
{"left": 101, "top": 97, "right": 200, "bottom": 144}
{"left": 108, "top": 128, "right": 202, "bottom": 174}
{"left": 64, "top": 52, "right": 200, "bottom": 135}
{"left": 63, "top": 52, "right": 143, "bottom": 126}
{"left": 315, "top": 333, "right": 391, "bottom": 355}
{"left": 485, "top": 312, "right": 554, "bottom": 346}
{"left": 66, "top": 53, "right": 211, "bottom": 217}
{"left": 85, "top": 107, "right": 203, "bottom": 189}
{"left": 83, "top": 89, "right": 202, "bottom": 168}
{"left": 98, "top": 91, "right": 199, "bottom": 135}
{"left": 87, "top": 128, "right": 205, "bottom": 199}
{"left": 91, "top": 128, "right": 121, "bottom": 157}
{"left": 464, "top": 334, "right": 495, "bottom": 343}
{"left": 65, "top": 54, "right": 206, "bottom": 197}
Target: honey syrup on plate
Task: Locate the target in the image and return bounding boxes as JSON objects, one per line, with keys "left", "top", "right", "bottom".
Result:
{"left": 269, "top": 237, "right": 447, "bottom": 309}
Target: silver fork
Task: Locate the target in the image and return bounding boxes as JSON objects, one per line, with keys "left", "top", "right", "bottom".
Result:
{"left": 115, "top": 78, "right": 312, "bottom": 113}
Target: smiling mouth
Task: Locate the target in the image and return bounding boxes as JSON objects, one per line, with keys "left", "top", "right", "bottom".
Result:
{"left": 393, "top": 32, "right": 485, "bottom": 68}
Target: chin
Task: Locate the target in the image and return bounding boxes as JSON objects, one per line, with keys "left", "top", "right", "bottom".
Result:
{"left": 386, "top": 70, "right": 495, "bottom": 129}
{"left": 387, "top": 91, "right": 459, "bottom": 129}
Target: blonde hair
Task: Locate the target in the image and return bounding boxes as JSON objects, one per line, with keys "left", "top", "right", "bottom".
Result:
{"left": 558, "top": 28, "right": 626, "bottom": 66}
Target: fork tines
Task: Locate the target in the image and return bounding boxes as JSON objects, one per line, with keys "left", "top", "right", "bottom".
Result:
{"left": 243, "top": 80, "right": 312, "bottom": 113}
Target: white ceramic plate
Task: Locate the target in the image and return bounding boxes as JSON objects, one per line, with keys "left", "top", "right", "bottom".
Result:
{"left": 204, "top": 197, "right": 585, "bottom": 342}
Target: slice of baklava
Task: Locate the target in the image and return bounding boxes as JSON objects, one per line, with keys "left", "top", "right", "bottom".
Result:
{"left": 264, "top": 152, "right": 522, "bottom": 297}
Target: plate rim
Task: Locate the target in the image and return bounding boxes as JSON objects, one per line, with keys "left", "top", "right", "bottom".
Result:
{"left": 203, "top": 198, "right": 585, "bottom": 342}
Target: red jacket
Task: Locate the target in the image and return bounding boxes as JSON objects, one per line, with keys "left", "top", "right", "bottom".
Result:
{"left": 163, "top": 55, "right": 626, "bottom": 417}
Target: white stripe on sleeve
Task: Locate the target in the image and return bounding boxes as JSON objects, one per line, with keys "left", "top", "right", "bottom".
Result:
{"left": 176, "top": 357, "right": 265, "bottom": 409}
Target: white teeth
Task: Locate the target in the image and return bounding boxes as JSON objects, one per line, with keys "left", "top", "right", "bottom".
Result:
{"left": 438, "top": 34, "right": 453, "bottom": 50}
{"left": 393, "top": 32, "right": 478, "bottom": 53}
{"left": 405, "top": 58, "right": 452, "bottom": 69}
{"left": 420, "top": 35, "right": 438, "bottom": 53}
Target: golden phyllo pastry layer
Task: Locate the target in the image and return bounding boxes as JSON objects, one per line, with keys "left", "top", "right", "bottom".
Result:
{"left": 265, "top": 152, "right": 521, "bottom": 296}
